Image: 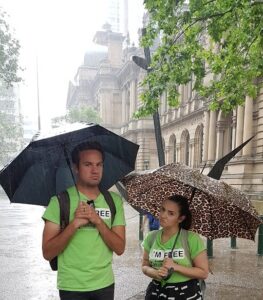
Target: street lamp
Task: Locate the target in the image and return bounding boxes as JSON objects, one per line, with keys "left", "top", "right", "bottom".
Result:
{"left": 132, "top": 28, "right": 165, "bottom": 167}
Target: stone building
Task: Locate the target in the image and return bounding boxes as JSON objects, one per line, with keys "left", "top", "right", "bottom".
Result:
{"left": 66, "top": 26, "right": 263, "bottom": 213}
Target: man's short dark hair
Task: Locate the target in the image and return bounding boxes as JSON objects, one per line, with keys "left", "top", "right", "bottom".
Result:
{"left": 71, "top": 141, "right": 105, "bottom": 166}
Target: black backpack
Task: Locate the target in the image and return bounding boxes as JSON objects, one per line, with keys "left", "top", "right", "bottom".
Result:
{"left": 49, "top": 190, "right": 116, "bottom": 271}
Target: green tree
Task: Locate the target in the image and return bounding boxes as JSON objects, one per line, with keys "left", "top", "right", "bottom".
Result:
{"left": 0, "top": 8, "right": 21, "bottom": 86}
{"left": 0, "top": 8, "right": 23, "bottom": 166}
{"left": 0, "top": 111, "right": 23, "bottom": 164}
{"left": 52, "top": 105, "right": 101, "bottom": 127}
{"left": 137, "top": 0, "right": 263, "bottom": 117}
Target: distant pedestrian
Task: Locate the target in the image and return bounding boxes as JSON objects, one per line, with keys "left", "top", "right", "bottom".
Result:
{"left": 142, "top": 212, "right": 160, "bottom": 232}
{"left": 141, "top": 194, "right": 208, "bottom": 299}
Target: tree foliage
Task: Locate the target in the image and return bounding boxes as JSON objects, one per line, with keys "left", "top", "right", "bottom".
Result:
{"left": 0, "top": 111, "right": 23, "bottom": 164}
{"left": 52, "top": 105, "right": 101, "bottom": 126}
{"left": 137, "top": 0, "right": 263, "bottom": 116}
{"left": 0, "top": 8, "right": 21, "bottom": 86}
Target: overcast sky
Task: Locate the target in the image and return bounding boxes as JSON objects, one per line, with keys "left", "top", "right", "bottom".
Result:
{"left": 0, "top": 0, "right": 144, "bottom": 130}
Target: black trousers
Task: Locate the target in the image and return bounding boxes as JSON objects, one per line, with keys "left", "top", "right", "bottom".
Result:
{"left": 59, "top": 283, "right": 114, "bottom": 300}
{"left": 145, "top": 279, "right": 202, "bottom": 300}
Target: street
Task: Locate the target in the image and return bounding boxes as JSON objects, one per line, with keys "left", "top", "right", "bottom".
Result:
{"left": 1, "top": 192, "right": 263, "bottom": 299}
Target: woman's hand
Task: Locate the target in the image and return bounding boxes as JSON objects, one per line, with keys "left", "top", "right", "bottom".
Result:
{"left": 157, "top": 266, "right": 170, "bottom": 279}
{"left": 162, "top": 257, "right": 177, "bottom": 271}
{"left": 142, "top": 265, "right": 163, "bottom": 281}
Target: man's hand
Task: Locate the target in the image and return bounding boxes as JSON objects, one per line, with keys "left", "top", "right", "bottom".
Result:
{"left": 74, "top": 201, "right": 90, "bottom": 227}
{"left": 84, "top": 202, "right": 102, "bottom": 226}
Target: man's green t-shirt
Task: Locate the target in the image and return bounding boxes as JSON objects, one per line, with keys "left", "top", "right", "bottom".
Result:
{"left": 142, "top": 229, "right": 206, "bottom": 284}
{"left": 42, "top": 186, "right": 126, "bottom": 291}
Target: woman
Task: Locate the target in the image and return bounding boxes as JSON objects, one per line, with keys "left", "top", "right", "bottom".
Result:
{"left": 141, "top": 194, "right": 209, "bottom": 299}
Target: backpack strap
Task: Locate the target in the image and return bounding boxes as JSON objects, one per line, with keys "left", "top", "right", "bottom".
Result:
{"left": 49, "top": 191, "right": 70, "bottom": 271}
{"left": 57, "top": 190, "right": 70, "bottom": 230}
{"left": 181, "top": 229, "right": 191, "bottom": 262}
{"left": 100, "top": 190, "right": 116, "bottom": 225}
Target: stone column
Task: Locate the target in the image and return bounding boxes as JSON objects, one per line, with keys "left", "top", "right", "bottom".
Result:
{"left": 243, "top": 95, "right": 253, "bottom": 156}
{"left": 203, "top": 111, "right": 210, "bottom": 162}
{"left": 232, "top": 111, "right": 237, "bottom": 149}
{"left": 235, "top": 105, "right": 244, "bottom": 156}
{"left": 129, "top": 80, "right": 136, "bottom": 118}
{"left": 176, "top": 146, "right": 180, "bottom": 163}
{"left": 207, "top": 110, "right": 217, "bottom": 162}
{"left": 166, "top": 145, "right": 172, "bottom": 163}
{"left": 256, "top": 87, "right": 263, "bottom": 157}
{"left": 190, "top": 139, "right": 195, "bottom": 167}
{"left": 216, "top": 120, "right": 224, "bottom": 159}
{"left": 121, "top": 89, "right": 126, "bottom": 124}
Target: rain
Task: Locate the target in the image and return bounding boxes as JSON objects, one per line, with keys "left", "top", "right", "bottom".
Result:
{"left": 1, "top": 0, "right": 263, "bottom": 299}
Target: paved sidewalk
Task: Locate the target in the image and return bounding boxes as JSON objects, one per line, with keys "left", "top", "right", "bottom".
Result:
{"left": 115, "top": 203, "right": 263, "bottom": 300}
{"left": 1, "top": 194, "right": 263, "bottom": 299}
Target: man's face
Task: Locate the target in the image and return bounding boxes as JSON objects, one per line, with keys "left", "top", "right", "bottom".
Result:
{"left": 75, "top": 149, "right": 103, "bottom": 187}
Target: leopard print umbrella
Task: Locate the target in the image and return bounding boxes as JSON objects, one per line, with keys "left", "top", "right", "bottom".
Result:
{"left": 121, "top": 163, "right": 262, "bottom": 240}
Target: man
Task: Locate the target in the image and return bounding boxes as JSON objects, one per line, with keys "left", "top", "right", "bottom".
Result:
{"left": 42, "top": 141, "right": 126, "bottom": 300}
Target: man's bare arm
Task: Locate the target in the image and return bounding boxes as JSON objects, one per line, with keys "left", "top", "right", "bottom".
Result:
{"left": 96, "top": 223, "right": 125, "bottom": 255}
{"left": 42, "top": 202, "right": 89, "bottom": 260}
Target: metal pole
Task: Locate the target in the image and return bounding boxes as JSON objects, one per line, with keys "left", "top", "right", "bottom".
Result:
{"left": 152, "top": 111, "right": 165, "bottom": 166}
{"left": 142, "top": 28, "right": 165, "bottom": 167}
{"left": 139, "top": 213, "right": 144, "bottom": 241}
{"left": 36, "top": 57, "right": 41, "bottom": 131}
{"left": 257, "top": 216, "right": 263, "bottom": 256}
{"left": 230, "top": 237, "right": 237, "bottom": 249}
{"left": 207, "top": 239, "right": 213, "bottom": 258}
{"left": 133, "top": 28, "right": 166, "bottom": 240}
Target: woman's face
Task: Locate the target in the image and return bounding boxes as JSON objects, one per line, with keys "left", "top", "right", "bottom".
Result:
{"left": 159, "top": 199, "right": 185, "bottom": 229}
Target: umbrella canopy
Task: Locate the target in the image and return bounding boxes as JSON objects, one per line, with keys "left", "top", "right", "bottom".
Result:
{"left": 0, "top": 123, "right": 139, "bottom": 206}
{"left": 121, "top": 163, "right": 261, "bottom": 240}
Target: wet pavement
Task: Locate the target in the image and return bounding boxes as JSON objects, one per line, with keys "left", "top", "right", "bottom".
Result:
{"left": 1, "top": 192, "right": 263, "bottom": 300}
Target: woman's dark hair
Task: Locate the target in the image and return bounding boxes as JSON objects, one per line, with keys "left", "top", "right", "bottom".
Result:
{"left": 71, "top": 141, "right": 105, "bottom": 166}
{"left": 168, "top": 194, "right": 192, "bottom": 230}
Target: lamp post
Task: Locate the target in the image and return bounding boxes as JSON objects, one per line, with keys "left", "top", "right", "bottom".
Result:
{"left": 132, "top": 28, "right": 165, "bottom": 167}
{"left": 138, "top": 159, "right": 151, "bottom": 241}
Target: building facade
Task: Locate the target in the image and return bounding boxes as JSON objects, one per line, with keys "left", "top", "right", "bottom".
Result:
{"left": 66, "top": 26, "right": 263, "bottom": 213}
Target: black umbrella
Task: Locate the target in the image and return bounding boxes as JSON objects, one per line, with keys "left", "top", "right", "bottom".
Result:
{"left": 0, "top": 123, "right": 139, "bottom": 206}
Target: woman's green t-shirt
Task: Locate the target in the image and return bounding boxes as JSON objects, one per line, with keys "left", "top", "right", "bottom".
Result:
{"left": 142, "top": 229, "right": 206, "bottom": 284}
